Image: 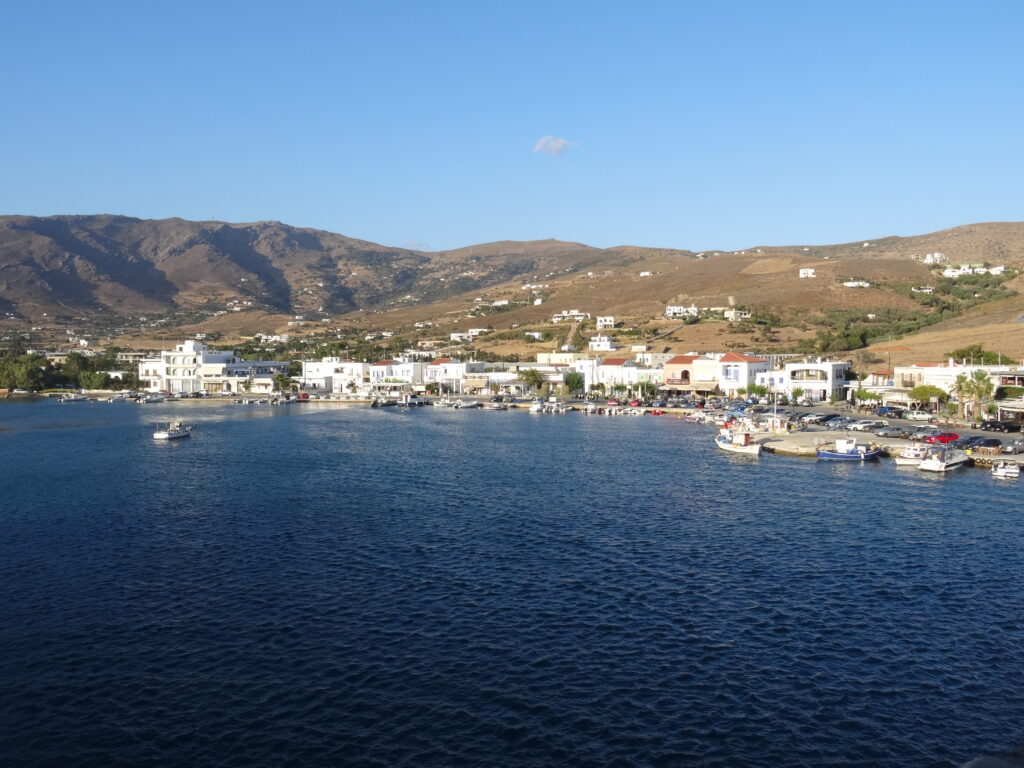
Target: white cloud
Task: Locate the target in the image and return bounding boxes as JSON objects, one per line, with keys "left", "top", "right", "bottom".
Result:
{"left": 532, "top": 136, "right": 578, "bottom": 156}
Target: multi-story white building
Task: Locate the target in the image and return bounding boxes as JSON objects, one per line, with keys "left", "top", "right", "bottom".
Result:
{"left": 717, "top": 352, "right": 770, "bottom": 397}
{"left": 425, "top": 358, "right": 486, "bottom": 392}
{"left": 799, "top": 268, "right": 816, "bottom": 279}
{"left": 138, "top": 340, "right": 288, "bottom": 394}
{"left": 299, "top": 357, "right": 366, "bottom": 391}
{"left": 755, "top": 359, "right": 851, "bottom": 402}
{"left": 596, "top": 316, "right": 616, "bottom": 329}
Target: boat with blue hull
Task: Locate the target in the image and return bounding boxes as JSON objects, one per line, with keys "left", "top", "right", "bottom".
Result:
{"left": 816, "top": 437, "right": 882, "bottom": 461}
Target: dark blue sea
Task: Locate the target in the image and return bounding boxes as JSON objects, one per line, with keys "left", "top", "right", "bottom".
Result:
{"left": 1, "top": 399, "right": 1022, "bottom": 767}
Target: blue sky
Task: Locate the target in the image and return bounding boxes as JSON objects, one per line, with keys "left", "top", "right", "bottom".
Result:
{"left": 3, "top": 1, "right": 1022, "bottom": 252}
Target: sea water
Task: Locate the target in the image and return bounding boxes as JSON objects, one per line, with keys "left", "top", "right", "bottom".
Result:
{"left": 1, "top": 400, "right": 1021, "bottom": 767}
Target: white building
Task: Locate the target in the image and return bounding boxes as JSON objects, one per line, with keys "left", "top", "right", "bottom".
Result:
{"left": 754, "top": 359, "right": 851, "bottom": 402}
{"left": 717, "top": 352, "right": 770, "bottom": 397}
{"left": 723, "top": 308, "right": 752, "bottom": 322}
{"left": 799, "top": 268, "right": 816, "bottom": 279}
{"left": 551, "top": 309, "right": 591, "bottom": 323}
{"left": 425, "top": 358, "right": 486, "bottom": 392}
{"left": 665, "top": 304, "right": 699, "bottom": 318}
{"left": 923, "top": 252, "right": 946, "bottom": 264}
{"left": 842, "top": 280, "right": 870, "bottom": 288}
{"left": 588, "top": 335, "right": 618, "bottom": 352}
{"left": 138, "top": 340, "right": 288, "bottom": 394}
{"left": 299, "top": 357, "right": 370, "bottom": 392}
{"left": 596, "top": 316, "right": 616, "bottom": 330}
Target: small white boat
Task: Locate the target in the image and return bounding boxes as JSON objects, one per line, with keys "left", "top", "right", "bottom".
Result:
{"left": 528, "top": 400, "right": 545, "bottom": 413}
{"left": 918, "top": 447, "right": 971, "bottom": 472}
{"left": 58, "top": 393, "right": 88, "bottom": 403}
{"left": 483, "top": 401, "right": 508, "bottom": 410}
{"left": 715, "top": 428, "right": 762, "bottom": 455}
{"left": 137, "top": 395, "right": 164, "bottom": 404}
{"left": 153, "top": 420, "right": 194, "bottom": 440}
{"left": 991, "top": 460, "right": 1020, "bottom": 479}
{"left": 893, "top": 442, "right": 929, "bottom": 466}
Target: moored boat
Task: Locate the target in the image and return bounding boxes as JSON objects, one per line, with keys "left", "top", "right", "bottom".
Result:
{"left": 715, "top": 428, "right": 762, "bottom": 455}
{"left": 991, "top": 460, "right": 1020, "bottom": 479}
{"left": 893, "top": 442, "right": 929, "bottom": 466}
{"left": 816, "top": 437, "right": 882, "bottom": 461}
{"left": 918, "top": 447, "right": 971, "bottom": 472}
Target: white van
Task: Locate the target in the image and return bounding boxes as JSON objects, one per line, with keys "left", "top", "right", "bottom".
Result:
{"left": 905, "top": 410, "right": 933, "bottom": 421}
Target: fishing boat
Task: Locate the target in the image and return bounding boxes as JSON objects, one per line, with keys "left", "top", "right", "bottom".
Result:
{"left": 58, "top": 393, "right": 88, "bottom": 403}
{"left": 816, "top": 437, "right": 882, "bottom": 461}
{"left": 715, "top": 428, "right": 762, "bottom": 455}
{"left": 918, "top": 447, "right": 971, "bottom": 473}
{"left": 991, "top": 460, "right": 1020, "bottom": 479}
{"left": 893, "top": 442, "right": 929, "bottom": 466}
{"left": 153, "top": 420, "right": 193, "bottom": 440}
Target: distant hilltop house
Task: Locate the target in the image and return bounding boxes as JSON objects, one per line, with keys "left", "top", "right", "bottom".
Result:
{"left": 942, "top": 264, "right": 1005, "bottom": 278}
{"left": 492, "top": 299, "right": 509, "bottom": 307}
{"left": 551, "top": 309, "right": 590, "bottom": 323}
{"left": 596, "top": 316, "right": 616, "bottom": 329}
{"left": 588, "top": 334, "right": 619, "bottom": 352}
{"left": 799, "top": 268, "right": 816, "bottom": 279}
{"left": 638, "top": 271, "right": 654, "bottom": 277}
{"left": 912, "top": 285, "right": 934, "bottom": 294}
{"left": 665, "top": 304, "right": 699, "bottom": 319}
{"left": 723, "top": 308, "right": 752, "bottom": 322}
{"left": 923, "top": 252, "right": 946, "bottom": 264}
{"left": 841, "top": 280, "right": 870, "bottom": 288}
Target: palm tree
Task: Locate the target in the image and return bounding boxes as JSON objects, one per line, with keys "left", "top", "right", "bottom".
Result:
{"left": 519, "top": 368, "right": 545, "bottom": 391}
{"left": 968, "top": 370, "right": 993, "bottom": 423}
{"left": 952, "top": 373, "right": 969, "bottom": 420}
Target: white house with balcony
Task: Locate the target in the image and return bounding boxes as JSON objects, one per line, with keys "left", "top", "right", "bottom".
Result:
{"left": 799, "top": 268, "right": 816, "bottom": 279}
{"left": 755, "top": 359, "right": 851, "bottom": 402}
{"left": 425, "top": 358, "right": 486, "bottom": 392}
{"left": 596, "top": 316, "right": 616, "bottom": 329}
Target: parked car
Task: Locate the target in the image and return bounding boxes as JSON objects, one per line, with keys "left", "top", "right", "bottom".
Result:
{"left": 904, "top": 410, "right": 933, "bottom": 421}
{"left": 850, "top": 419, "right": 888, "bottom": 432}
{"left": 875, "top": 406, "right": 903, "bottom": 417}
{"left": 900, "top": 424, "right": 939, "bottom": 439}
{"left": 924, "top": 432, "right": 959, "bottom": 444}
{"left": 952, "top": 435, "right": 987, "bottom": 450}
{"left": 874, "top": 426, "right": 904, "bottom": 438}
{"left": 980, "top": 420, "right": 1021, "bottom": 433}
{"left": 1001, "top": 439, "right": 1024, "bottom": 454}
{"left": 968, "top": 437, "right": 1003, "bottom": 451}
{"left": 607, "top": 398, "right": 620, "bottom": 406}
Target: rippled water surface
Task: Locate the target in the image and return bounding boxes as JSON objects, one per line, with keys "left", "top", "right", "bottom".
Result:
{"left": 1, "top": 400, "right": 1022, "bottom": 767}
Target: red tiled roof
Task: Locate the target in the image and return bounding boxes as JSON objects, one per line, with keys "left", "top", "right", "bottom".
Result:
{"left": 665, "top": 354, "right": 700, "bottom": 365}
{"left": 600, "top": 358, "right": 629, "bottom": 366}
{"left": 429, "top": 358, "right": 454, "bottom": 365}
{"left": 372, "top": 359, "right": 396, "bottom": 366}
{"left": 719, "top": 351, "right": 767, "bottom": 363}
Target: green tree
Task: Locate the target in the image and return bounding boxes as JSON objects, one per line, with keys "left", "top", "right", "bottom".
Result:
{"left": 908, "top": 384, "right": 948, "bottom": 410}
{"left": 272, "top": 373, "right": 295, "bottom": 393}
{"left": 946, "top": 344, "right": 1002, "bottom": 365}
{"left": 564, "top": 371, "right": 585, "bottom": 395}
{"left": 519, "top": 368, "right": 545, "bottom": 391}
{"left": 792, "top": 387, "right": 805, "bottom": 400}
